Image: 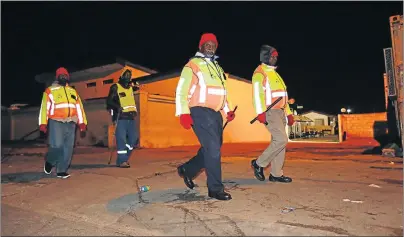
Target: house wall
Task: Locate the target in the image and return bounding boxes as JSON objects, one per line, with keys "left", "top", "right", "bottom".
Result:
{"left": 70, "top": 67, "right": 151, "bottom": 100}
{"left": 7, "top": 72, "right": 273, "bottom": 148}
{"left": 339, "top": 112, "right": 387, "bottom": 138}
{"left": 137, "top": 76, "right": 271, "bottom": 148}
{"left": 302, "top": 112, "right": 329, "bottom": 126}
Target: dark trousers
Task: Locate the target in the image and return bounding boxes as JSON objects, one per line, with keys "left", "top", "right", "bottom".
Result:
{"left": 182, "top": 107, "right": 224, "bottom": 193}
{"left": 115, "top": 119, "right": 138, "bottom": 165}
{"left": 46, "top": 119, "right": 76, "bottom": 173}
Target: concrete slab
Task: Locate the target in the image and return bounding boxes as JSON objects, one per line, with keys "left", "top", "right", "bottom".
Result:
{"left": 2, "top": 139, "right": 403, "bottom": 236}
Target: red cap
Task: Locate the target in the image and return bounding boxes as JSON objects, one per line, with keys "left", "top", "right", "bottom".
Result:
{"left": 271, "top": 50, "right": 278, "bottom": 57}
{"left": 199, "top": 33, "right": 218, "bottom": 49}
{"left": 56, "top": 67, "right": 69, "bottom": 79}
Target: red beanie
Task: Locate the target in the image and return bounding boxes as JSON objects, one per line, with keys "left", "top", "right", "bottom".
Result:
{"left": 56, "top": 67, "right": 69, "bottom": 79}
{"left": 199, "top": 33, "right": 218, "bottom": 49}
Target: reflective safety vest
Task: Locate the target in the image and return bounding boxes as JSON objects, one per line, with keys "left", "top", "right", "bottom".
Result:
{"left": 116, "top": 83, "right": 137, "bottom": 113}
{"left": 175, "top": 55, "right": 233, "bottom": 116}
{"left": 39, "top": 85, "right": 87, "bottom": 125}
{"left": 252, "top": 64, "right": 292, "bottom": 115}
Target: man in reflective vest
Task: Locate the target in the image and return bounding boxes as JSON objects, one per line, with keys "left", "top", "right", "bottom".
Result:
{"left": 250, "top": 45, "right": 295, "bottom": 183}
{"left": 175, "top": 33, "right": 236, "bottom": 201}
{"left": 39, "top": 67, "right": 88, "bottom": 179}
{"left": 106, "top": 67, "right": 138, "bottom": 168}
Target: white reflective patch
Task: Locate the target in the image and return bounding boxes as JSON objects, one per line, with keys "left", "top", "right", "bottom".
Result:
{"left": 208, "top": 88, "right": 226, "bottom": 95}
{"left": 125, "top": 144, "right": 133, "bottom": 150}
{"left": 55, "top": 103, "right": 76, "bottom": 109}
{"left": 223, "top": 103, "right": 230, "bottom": 113}
{"left": 175, "top": 78, "right": 186, "bottom": 116}
{"left": 196, "top": 72, "right": 206, "bottom": 103}
{"left": 117, "top": 150, "right": 127, "bottom": 154}
{"left": 272, "top": 91, "right": 287, "bottom": 98}
{"left": 254, "top": 82, "right": 264, "bottom": 114}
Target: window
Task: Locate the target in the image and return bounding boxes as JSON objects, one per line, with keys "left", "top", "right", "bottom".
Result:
{"left": 103, "top": 79, "right": 114, "bottom": 85}
{"left": 86, "top": 82, "right": 96, "bottom": 88}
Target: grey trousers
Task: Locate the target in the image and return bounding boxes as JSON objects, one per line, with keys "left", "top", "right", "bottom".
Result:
{"left": 46, "top": 119, "right": 76, "bottom": 173}
{"left": 256, "top": 109, "right": 288, "bottom": 177}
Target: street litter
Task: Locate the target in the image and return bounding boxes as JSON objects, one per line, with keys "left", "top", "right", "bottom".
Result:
{"left": 389, "top": 161, "right": 395, "bottom": 165}
{"left": 369, "top": 184, "right": 381, "bottom": 188}
{"left": 342, "top": 199, "right": 364, "bottom": 203}
{"left": 281, "top": 207, "right": 295, "bottom": 213}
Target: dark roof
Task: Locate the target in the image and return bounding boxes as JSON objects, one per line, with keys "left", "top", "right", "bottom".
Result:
{"left": 300, "top": 110, "right": 337, "bottom": 117}
{"left": 116, "top": 57, "right": 157, "bottom": 74}
{"left": 35, "top": 58, "right": 158, "bottom": 84}
{"left": 135, "top": 69, "right": 181, "bottom": 84}
{"left": 134, "top": 69, "right": 251, "bottom": 85}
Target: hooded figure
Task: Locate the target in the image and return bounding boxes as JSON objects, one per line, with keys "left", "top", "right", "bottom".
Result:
{"left": 250, "top": 44, "right": 295, "bottom": 184}
{"left": 106, "top": 66, "right": 139, "bottom": 168}
{"left": 260, "top": 45, "right": 279, "bottom": 66}
{"left": 39, "top": 67, "right": 88, "bottom": 179}
{"left": 119, "top": 69, "right": 133, "bottom": 88}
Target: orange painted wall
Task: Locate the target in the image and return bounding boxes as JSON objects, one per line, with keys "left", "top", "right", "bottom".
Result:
{"left": 138, "top": 92, "right": 199, "bottom": 148}
{"left": 140, "top": 76, "right": 179, "bottom": 97}
{"left": 137, "top": 76, "right": 271, "bottom": 148}
{"left": 340, "top": 112, "right": 387, "bottom": 138}
{"left": 70, "top": 67, "right": 151, "bottom": 100}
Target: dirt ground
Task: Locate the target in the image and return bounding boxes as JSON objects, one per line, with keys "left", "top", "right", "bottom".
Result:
{"left": 1, "top": 138, "right": 403, "bottom": 236}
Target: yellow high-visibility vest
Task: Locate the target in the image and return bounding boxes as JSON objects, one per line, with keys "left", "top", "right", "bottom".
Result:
{"left": 116, "top": 83, "right": 137, "bottom": 112}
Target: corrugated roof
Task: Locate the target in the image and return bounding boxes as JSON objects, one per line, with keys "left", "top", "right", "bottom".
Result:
{"left": 35, "top": 58, "right": 158, "bottom": 84}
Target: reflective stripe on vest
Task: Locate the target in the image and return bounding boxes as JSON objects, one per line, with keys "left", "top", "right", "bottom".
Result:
{"left": 187, "top": 58, "right": 228, "bottom": 112}
{"left": 257, "top": 65, "right": 288, "bottom": 110}
{"left": 116, "top": 83, "right": 137, "bottom": 113}
{"left": 47, "top": 86, "right": 80, "bottom": 119}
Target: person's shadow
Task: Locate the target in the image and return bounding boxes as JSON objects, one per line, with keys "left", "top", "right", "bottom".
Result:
{"left": 2, "top": 164, "right": 113, "bottom": 184}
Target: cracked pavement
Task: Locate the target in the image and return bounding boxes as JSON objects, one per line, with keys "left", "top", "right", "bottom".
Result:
{"left": 1, "top": 139, "right": 403, "bottom": 236}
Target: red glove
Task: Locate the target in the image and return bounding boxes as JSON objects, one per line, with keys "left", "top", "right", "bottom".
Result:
{"left": 226, "top": 111, "right": 236, "bottom": 122}
{"left": 79, "top": 123, "right": 87, "bottom": 132}
{"left": 257, "top": 112, "right": 267, "bottom": 124}
{"left": 180, "top": 114, "right": 193, "bottom": 130}
{"left": 39, "top": 124, "right": 47, "bottom": 134}
{"left": 287, "top": 114, "right": 295, "bottom": 126}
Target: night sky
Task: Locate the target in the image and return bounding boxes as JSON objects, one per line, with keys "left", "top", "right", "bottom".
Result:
{"left": 2, "top": 1, "right": 403, "bottom": 114}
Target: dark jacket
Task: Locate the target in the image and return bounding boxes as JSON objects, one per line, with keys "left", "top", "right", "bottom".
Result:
{"left": 106, "top": 83, "right": 137, "bottom": 121}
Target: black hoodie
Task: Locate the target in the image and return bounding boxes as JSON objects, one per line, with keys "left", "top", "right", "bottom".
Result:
{"left": 259, "top": 45, "right": 277, "bottom": 64}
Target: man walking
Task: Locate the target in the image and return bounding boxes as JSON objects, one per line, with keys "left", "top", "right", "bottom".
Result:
{"left": 106, "top": 67, "right": 138, "bottom": 168}
{"left": 250, "top": 45, "right": 295, "bottom": 183}
{"left": 39, "top": 67, "right": 88, "bottom": 179}
{"left": 175, "top": 33, "right": 236, "bottom": 201}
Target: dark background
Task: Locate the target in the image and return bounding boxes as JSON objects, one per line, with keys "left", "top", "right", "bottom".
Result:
{"left": 2, "top": 1, "right": 402, "bottom": 114}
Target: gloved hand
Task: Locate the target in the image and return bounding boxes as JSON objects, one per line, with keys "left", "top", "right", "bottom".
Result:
{"left": 180, "top": 114, "right": 193, "bottom": 130}
{"left": 79, "top": 123, "right": 87, "bottom": 132}
{"left": 39, "top": 124, "right": 47, "bottom": 134}
{"left": 287, "top": 114, "right": 295, "bottom": 126}
{"left": 226, "top": 111, "right": 236, "bottom": 122}
{"left": 257, "top": 112, "right": 267, "bottom": 124}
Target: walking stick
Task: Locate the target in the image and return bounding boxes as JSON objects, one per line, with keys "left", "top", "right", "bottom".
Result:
{"left": 223, "top": 105, "right": 238, "bottom": 130}
{"left": 249, "top": 97, "right": 283, "bottom": 125}
{"left": 108, "top": 110, "right": 121, "bottom": 165}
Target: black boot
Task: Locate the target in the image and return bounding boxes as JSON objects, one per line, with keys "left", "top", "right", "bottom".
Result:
{"left": 208, "top": 190, "right": 232, "bottom": 201}
{"left": 251, "top": 159, "right": 265, "bottom": 181}
{"left": 177, "top": 166, "right": 195, "bottom": 189}
{"left": 269, "top": 174, "right": 292, "bottom": 183}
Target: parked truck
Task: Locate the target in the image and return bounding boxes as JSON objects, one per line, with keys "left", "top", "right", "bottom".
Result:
{"left": 383, "top": 15, "right": 403, "bottom": 157}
